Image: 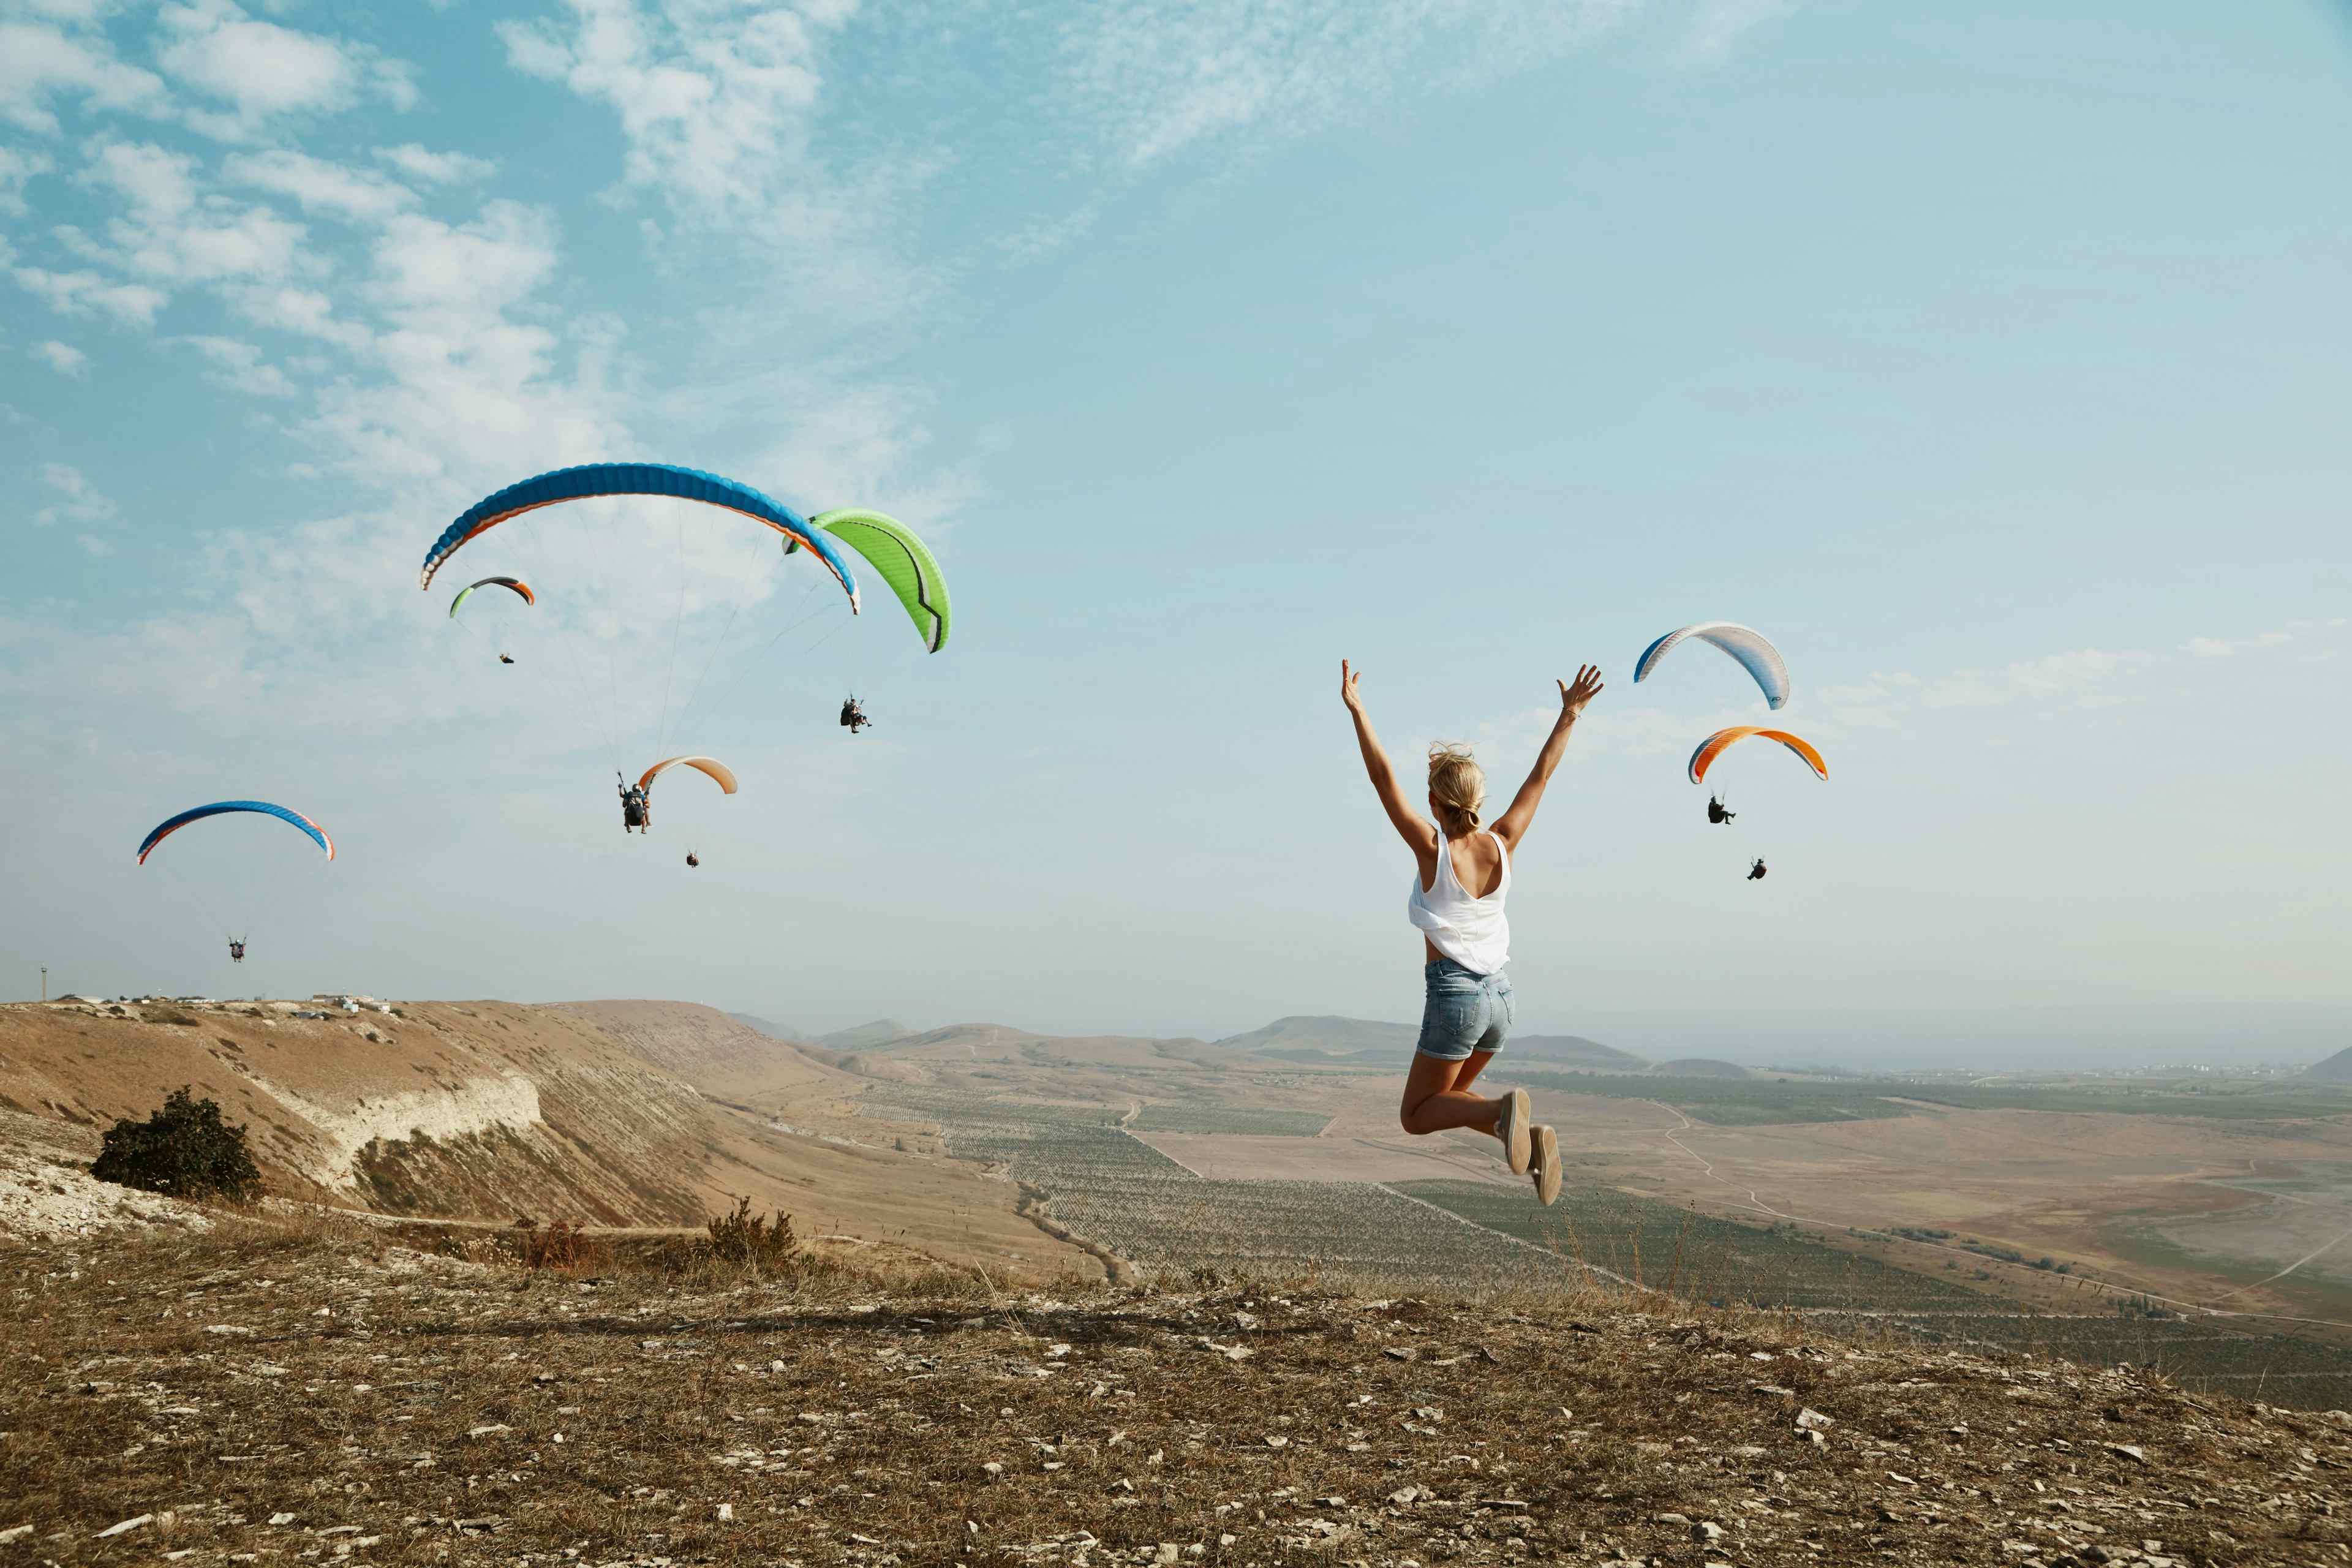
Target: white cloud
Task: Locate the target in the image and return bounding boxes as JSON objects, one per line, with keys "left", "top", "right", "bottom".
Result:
{"left": 33, "top": 461, "right": 118, "bottom": 527}
{"left": 12, "top": 265, "right": 170, "bottom": 324}
{"left": 1674, "top": 0, "right": 1796, "bottom": 69}
{"left": 0, "top": 16, "right": 170, "bottom": 135}
{"left": 173, "top": 333, "right": 296, "bottom": 396}
{"left": 154, "top": 0, "right": 415, "bottom": 138}
{"left": 226, "top": 148, "right": 413, "bottom": 222}
{"left": 32, "top": 339, "right": 88, "bottom": 377}
{"left": 374, "top": 143, "right": 497, "bottom": 185}
{"left": 75, "top": 140, "right": 311, "bottom": 288}
{"left": 1057, "top": 1, "right": 1643, "bottom": 169}
{"left": 0, "top": 145, "right": 54, "bottom": 215}
{"left": 497, "top": 0, "right": 837, "bottom": 217}
{"left": 78, "top": 532, "right": 116, "bottom": 556}
{"left": 83, "top": 138, "right": 198, "bottom": 220}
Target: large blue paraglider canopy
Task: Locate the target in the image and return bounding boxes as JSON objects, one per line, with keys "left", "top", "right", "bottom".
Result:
{"left": 418, "top": 462, "right": 861, "bottom": 614}
{"left": 137, "top": 801, "right": 334, "bottom": 865}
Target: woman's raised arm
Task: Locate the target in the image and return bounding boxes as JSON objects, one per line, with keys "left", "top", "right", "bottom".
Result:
{"left": 1491, "top": 665, "right": 1604, "bottom": 850}
{"left": 1341, "top": 660, "right": 1437, "bottom": 856}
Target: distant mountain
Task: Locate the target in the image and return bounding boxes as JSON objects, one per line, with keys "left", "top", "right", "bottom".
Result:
{"left": 1513, "top": 1034, "right": 1646, "bottom": 1069}
{"left": 1218, "top": 1015, "right": 1643, "bottom": 1069}
{"left": 728, "top": 1012, "right": 805, "bottom": 1042}
{"left": 1216, "top": 1016, "right": 1415, "bottom": 1058}
{"left": 2301, "top": 1046, "right": 2352, "bottom": 1084}
{"left": 1651, "top": 1057, "right": 1753, "bottom": 1079}
{"left": 818, "top": 1019, "right": 914, "bottom": 1051}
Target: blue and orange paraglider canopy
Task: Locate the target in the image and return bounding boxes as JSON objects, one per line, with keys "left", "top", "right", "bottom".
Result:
{"left": 420, "top": 462, "right": 862, "bottom": 616}
{"left": 137, "top": 801, "right": 334, "bottom": 865}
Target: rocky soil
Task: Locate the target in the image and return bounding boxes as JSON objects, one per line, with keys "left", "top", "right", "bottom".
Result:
{"left": 4, "top": 1219, "right": 2349, "bottom": 1567}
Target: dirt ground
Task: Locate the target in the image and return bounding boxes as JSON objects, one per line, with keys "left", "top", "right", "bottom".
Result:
{"left": 7, "top": 1218, "right": 2350, "bottom": 1567}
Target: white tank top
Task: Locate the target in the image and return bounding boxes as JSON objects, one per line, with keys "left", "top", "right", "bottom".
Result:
{"left": 1408, "top": 829, "right": 1511, "bottom": 975}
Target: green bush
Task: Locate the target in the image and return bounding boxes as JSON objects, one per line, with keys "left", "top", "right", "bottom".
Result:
{"left": 91, "top": 1087, "right": 261, "bottom": 1202}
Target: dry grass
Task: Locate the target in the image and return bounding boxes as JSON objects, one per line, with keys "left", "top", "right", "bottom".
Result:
{"left": 2, "top": 1209, "right": 2348, "bottom": 1567}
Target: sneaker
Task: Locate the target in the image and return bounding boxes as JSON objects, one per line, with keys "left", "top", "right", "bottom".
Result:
{"left": 1496, "top": 1087, "right": 1531, "bottom": 1174}
{"left": 1530, "top": 1125, "right": 1561, "bottom": 1207}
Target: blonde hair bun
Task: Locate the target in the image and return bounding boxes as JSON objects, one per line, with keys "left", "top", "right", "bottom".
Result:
{"left": 1427, "top": 744, "right": 1486, "bottom": 836}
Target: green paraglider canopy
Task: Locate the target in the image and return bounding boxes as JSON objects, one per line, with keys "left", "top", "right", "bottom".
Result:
{"left": 786, "top": 508, "right": 949, "bottom": 652}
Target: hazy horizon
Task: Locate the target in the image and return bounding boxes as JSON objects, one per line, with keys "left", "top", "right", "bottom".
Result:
{"left": 5, "top": 2, "right": 2348, "bottom": 1060}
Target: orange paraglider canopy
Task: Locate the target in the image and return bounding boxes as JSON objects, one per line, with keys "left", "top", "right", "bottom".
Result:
{"left": 1687, "top": 727, "right": 1826, "bottom": 786}
{"left": 638, "top": 756, "right": 738, "bottom": 794}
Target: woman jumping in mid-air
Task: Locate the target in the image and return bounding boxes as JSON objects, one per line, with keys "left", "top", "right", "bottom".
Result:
{"left": 1341, "top": 658, "right": 1604, "bottom": 1207}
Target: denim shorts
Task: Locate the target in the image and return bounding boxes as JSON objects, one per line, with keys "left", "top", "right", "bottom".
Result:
{"left": 1415, "top": 959, "right": 1513, "bottom": 1061}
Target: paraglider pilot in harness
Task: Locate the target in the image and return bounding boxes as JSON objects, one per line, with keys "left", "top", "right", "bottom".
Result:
{"left": 618, "top": 773, "right": 649, "bottom": 834}
{"left": 839, "top": 695, "right": 870, "bottom": 734}
{"left": 1747, "top": 857, "right": 1768, "bottom": 881}
{"left": 1707, "top": 795, "right": 1736, "bottom": 824}
{"left": 228, "top": 940, "right": 246, "bottom": 963}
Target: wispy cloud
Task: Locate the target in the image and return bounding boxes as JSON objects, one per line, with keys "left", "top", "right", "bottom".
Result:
{"left": 373, "top": 144, "right": 496, "bottom": 186}
{"left": 32, "top": 461, "right": 117, "bottom": 527}
{"left": 1673, "top": 0, "right": 1797, "bottom": 69}
{"left": 32, "top": 338, "right": 88, "bottom": 377}
{"left": 1055, "top": 0, "right": 1645, "bottom": 169}
{"left": 173, "top": 333, "right": 295, "bottom": 396}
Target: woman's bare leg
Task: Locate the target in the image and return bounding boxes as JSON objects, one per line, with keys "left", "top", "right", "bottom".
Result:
{"left": 1400, "top": 1050, "right": 1505, "bottom": 1137}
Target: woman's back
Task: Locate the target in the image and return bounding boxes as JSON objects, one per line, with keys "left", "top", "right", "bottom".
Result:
{"left": 1411, "top": 828, "right": 1512, "bottom": 973}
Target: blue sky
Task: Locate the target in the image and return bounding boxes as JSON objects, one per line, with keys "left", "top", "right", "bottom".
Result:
{"left": 3, "top": 0, "right": 2348, "bottom": 1068}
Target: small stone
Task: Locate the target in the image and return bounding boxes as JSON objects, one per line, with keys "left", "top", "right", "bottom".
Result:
{"left": 1795, "top": 1408, "right": 1834, "bottom": 1431}
{"left": 1693, "top": 1521, "right": 1727, "bottom": 1542}
{"left": 1889, "top": 1472, "right": 1917, "bottom": 1486}
{"left": 1218, "top": 1534, "right": 1237, "bottom": 1548}
{"left": 96, "top": 1515, "right": 154, "bottom": 1539}
{"left": 0, "top": 1527, "right": 30, "bottom": 1545}
{"left": 2106, "top": 1443, "right": 2146, "bottom": 1464}
{"left": 1265, "top": 1435, "right": 1288, "bottom": 1448}
{"left": 1752, "top": 1385, "right": 1795, "bottom": 1397}
{"left": 269, "top": 1514, "right": 296, "bottom": 1527}
{"left": 983, "top": 1461, "right": 1003, "bottom": 1476}
{"left": 1384, "top": 1346, "right": 1417, "bottom": 1361}
{"left": 1389, "top": 1486, "right": 1423, "bottom": 1506}
{"left": 1314, "top": 1496, "right": 1346, "bottom": 1508}
{"left": 1654, "top": 1513, "right": 1693, "bottom": 1528}
{"left": 715, "top": 1504, "right": 733, "bottom": 1522}
{"left": 1153, "top": 1546, "right": 1181, "bottom": 1566}
{"left": 467, "top": 1424, "right": 510, "bottom": 1438}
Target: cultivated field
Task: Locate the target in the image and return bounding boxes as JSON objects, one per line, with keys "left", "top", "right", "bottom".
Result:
{"left": 856, "top": 1067, "right": 2352, "bottom": 1410}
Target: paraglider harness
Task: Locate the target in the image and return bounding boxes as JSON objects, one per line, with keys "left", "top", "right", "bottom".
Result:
{"left": 499, "top": 653, "right": 515, "bottom": 665}
{"left": 1707, "top": 795, "right": 1736, "bottom": 824}
{"left": 619, "top": 774, "right": 649, "bottom": 833}
{"left": 1747, "top": 858, "right": 1768, "bottom": 881}
{"left": 228, "top": 940, "right": 246, "bottom": 963}
{"left": 839, "top": 696, "right": 870, "bottom": 734}
{"left": 685, "top": 852, "right": 699, "bottom": 869}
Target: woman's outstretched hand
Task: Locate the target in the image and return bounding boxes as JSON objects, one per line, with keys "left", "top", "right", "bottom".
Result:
{"left": 1559, "top": 663, "right": 1604, "bottom": 720}
{"left": 1341, "top": 658, "right": 1366, "bottom": 715}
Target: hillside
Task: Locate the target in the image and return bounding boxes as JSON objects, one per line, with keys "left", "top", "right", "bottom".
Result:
{"left": 725, "top": 1011, "right": 805, "bottom": 1044}
{"left": 818, "top": 1018, "right": 914, "bottom": 1051}
{"left": 1513, "top": 1032, "right": 1646, "bottom": 1069}
{"left": 2304, "top": 1044, "right": 2352, "bottom": 1084}
{"left": 1215, "top": 1015, "right": 1413, "bottom": 1058}
{"left": 1652, "top": 1056, "right": 1755, "bottom": 1078}
{"left": 0, "top": 998, "right": 1093, "bottom": 1277}
{"left": 5, "top": 1218, "right": 2346, "bottom": 1566}
{"left": 1221, "top": 1016, "right": 1643, "bottom": 1070}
